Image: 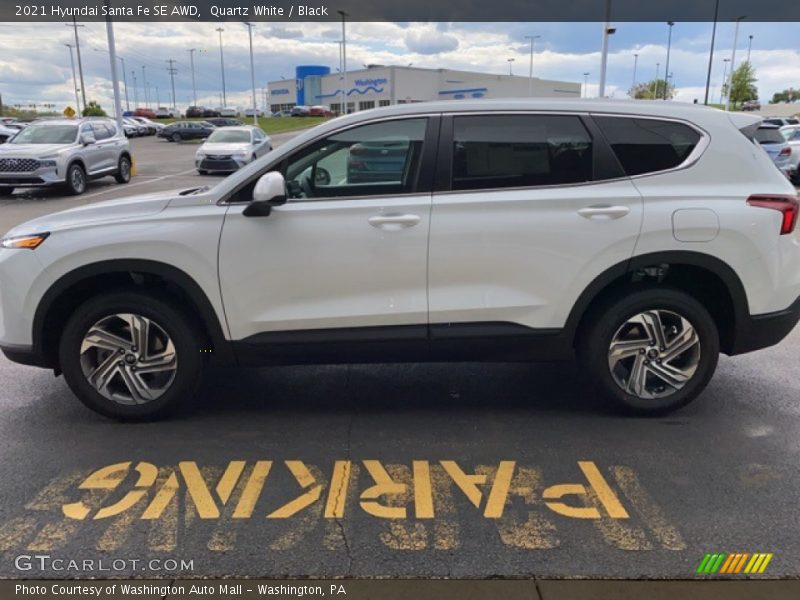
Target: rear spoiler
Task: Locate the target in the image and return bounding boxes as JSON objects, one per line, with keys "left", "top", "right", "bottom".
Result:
{"left": 728, "top": 112, "right": 763, "bottom": 139}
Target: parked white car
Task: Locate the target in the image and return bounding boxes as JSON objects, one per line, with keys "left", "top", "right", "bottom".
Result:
{"left": 219, "top": 107, "right": 239, "bottom": 118}
{"left": 195, "top": 126, "right": 271, "bottom": 174}
{"left": 780, "top": 125, "right": 800, "bottom": 183}
{"left": 1, "top": 99, "right": 799, "bottom": 420}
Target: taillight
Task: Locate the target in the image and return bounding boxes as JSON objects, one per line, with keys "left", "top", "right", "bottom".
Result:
{"left": 747, "top": 195, "right": 800, "bottom": 235}
{"left": 779, "top": 146, "right": 791, "bottom": 157}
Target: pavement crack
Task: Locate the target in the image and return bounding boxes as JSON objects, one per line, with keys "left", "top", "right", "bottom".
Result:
{"left": 334, "top": 364, "right": 355, "bottom": 573}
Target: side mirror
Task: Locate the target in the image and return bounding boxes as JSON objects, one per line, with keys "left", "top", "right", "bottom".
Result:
{"left": 243, "top": 171, "right": 287, "bottom": 217}
{"left": 80, "top": 132, "right": 96, "bottom": 146}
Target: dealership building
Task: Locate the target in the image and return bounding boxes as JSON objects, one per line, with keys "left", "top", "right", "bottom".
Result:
{"left": 267, "top": 65, "right": 581, "bottom": 114}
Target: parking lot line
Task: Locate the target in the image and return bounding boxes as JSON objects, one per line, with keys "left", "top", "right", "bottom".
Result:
{"left": 76, "top": 167, "right": 199, "bottom": 201}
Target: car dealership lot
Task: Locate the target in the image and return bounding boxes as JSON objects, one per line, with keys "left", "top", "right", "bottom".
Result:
{"left": 0, "top": 131, "right": 799, "bottom": 579}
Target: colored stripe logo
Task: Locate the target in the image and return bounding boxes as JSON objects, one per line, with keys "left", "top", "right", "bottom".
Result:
{"left": 697, "top": 552, "right": 773, "bottom": 574}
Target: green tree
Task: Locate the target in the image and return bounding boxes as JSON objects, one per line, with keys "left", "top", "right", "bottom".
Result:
{"left": 81, "top": 101, "right": 107, "bottom": 117}
{"left": 771, "top": 87, "right": 799, "bottom": 104}
{"left": 629, "top": 79, "right": 675, "bottom": 100}
{"left": 723, "top": 62, "right": 758, "bottom": 108}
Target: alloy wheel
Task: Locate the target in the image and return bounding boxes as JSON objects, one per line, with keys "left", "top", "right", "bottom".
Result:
{"left": 70, "top": 167, "right": 85, "bottom": 193}
{"left": 607, "top": 309, "right": 701, "bottom": 399}
{"left": 79, "top": 313, "right": 178, "bottom": 405}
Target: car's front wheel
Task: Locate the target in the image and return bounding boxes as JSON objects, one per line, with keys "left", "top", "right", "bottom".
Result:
{"left": 58, "top": 291, "right": 203, "bottom": 421}
{"left": 578, "top": 287, "right": 719, "bottom": 414}
{"left": 114, "top": 155, "right": 132, "bottom": 184}
{"left": 171, "top": 132, "right": 182, "bottom": 143}
{"left": 64, "top": 163, "right": 87, "bottom": 195}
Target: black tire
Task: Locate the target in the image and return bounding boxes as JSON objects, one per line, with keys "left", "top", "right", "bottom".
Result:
{"left": 64, "top": 162, "right": 87, "bottom": 195}
{"left": 114, "top": 155, "right": 131, "bottom": 184}
{"left": 171, "top": 132, "right": 182, "bottom": 143}
{"left": 0, "top": 186, "right": 14, "bottom": 196}
{"left": 577, "top": 287, "right": 719, "bottom": 415}
{"left": 58, "top": 290, "right": 203, "bottom": 421}
{"left": 197, "top": 169, "right": 208, "bottom": 175}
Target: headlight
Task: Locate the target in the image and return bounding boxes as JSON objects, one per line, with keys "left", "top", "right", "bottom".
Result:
{"left": 1, "top": 232, "right": 49, "bottom": 249}
{"left": 233, "top": 151, "right": 248, "bottom": 158}
{"left": 40, "top": 160, "right": 57, "bottom": 168}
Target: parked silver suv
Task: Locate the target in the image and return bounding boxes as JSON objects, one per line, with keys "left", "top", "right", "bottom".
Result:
{"left": 0, "top": 118, "right": 132, "bottom": 196}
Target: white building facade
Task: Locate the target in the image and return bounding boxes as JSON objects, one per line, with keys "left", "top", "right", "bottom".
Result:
{"left": 267, "top": 65, "right": 581, "bottom": 114}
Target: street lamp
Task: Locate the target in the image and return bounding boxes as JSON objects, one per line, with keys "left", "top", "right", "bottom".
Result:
{"left": 141, "top": 65, "right": 148, "bottom": 108}
{"left": 655, "top": 62, "right": 660, "bottom": 98}
{"left": 631, "top": 53, "right": 638, "bottom": 95}
{"left": 524, "top": 34, "right": 541, "bottom": 97}
{"left": 187, "top": 48, "right": 198, "bottom": 107}
{"left": 64, "top": 44, "right": 81, "bottom": 113}
{"left": 598, "top": 0, "right": 616, "bottom": 98}
{"left": 583, "top": 72, "right": 590, "bottom": 98}
{"left": 216, "top": 27, "right": 227, "bottom": 108}
{"left": 664, "top": 22, "right": 674, "bottom": 100}
{"left": 507, "top": 57, "right": 515, "bottom": 76}
{"left": 720, "top": 57, "right": 730, "bottom": 105}
{"left": 130, "top": 70, "right": 138, "bottom": 107}
{"left": 338, "top": 11, "right": 348, "bottom": 113}
{"left": 746, "top": 34, "right": 753, "bottom": 64}
{"left": 244, "top": 22, "right": 258, "bottom": 124}
{"left": 725, "top": 16, "right": 746, "bottom": 112}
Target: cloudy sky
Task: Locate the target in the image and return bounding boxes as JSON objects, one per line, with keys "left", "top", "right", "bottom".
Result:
{"left": 0, "top": 21, "right": 798, "bottom": 112}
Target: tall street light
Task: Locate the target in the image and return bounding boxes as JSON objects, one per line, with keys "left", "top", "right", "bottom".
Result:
{"left": 217, "top": 27, "right": 227, "bottom": 108}
{"left": 631, "top": 53, "right": 638, "bottom": 95}
{"left": 338, "top": 11, "right": 348, "bottom": 114}
{"left": 524, "top": 34, "right": 541, "bottom": 97}
{"left": 244, "top": 22, "right": 258, "bottom": 125}
{"left": 598, "top": 0, "right": 615, "bottom": 98}
{"left": 583, "top": 72, "right": 590, "bottom": 98}
{"left": 655, "top": 62, "right": 660, "bottom": 98}
{"left": 664, "top": 22, "right": 674, "bottom": 100}
{"left": 187, "top": 48, "right": 198, "bottom": 107}
{"left": 704, "top": 0, "right": 720, "bottom": 104}
{"left": 720, "top": 57, "right": 730, "bottom": 104}
{"left": 93, "top": 48, "right": 129, "bottom": 112}
{"left": 104, "top": 5, "right": 123, "bottom": 132}
{"left": 336, "top": 40, "right": 344, "bottom": 113}
{"left": 131, "top": 70, "right": 138, "bottom": 107}
{"left": 746, "top": 34, "right": 753, "bottom": 63}
{"left": 67, "top": 19, "right": 87, "bottom": 110}
{"left": 64, "top": 43, "right": 81, "bottom": 113}
{"left": 725, "top": 16, "right": 746, "bottom": 112}
{"left": 507, "top": 57, "right": 515, "bottom": 76}
{"left": 141, "top": 65, "right": 148, "bottom": 108}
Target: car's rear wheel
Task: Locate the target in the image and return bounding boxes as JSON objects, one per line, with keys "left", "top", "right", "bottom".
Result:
{"left": 58, "top": 291, "right": 203, "bottom": 421}
{"left": 171, "top": 132, "right": 181, "bottom": 143}
{"left": 578, "top": 287, "right": 719, "bottom": 414}
{"left": 114, "top": 155, "right": 131, "bottom": 184}
{"left": 64, "top": 163, "right": 87, "bottom": 195}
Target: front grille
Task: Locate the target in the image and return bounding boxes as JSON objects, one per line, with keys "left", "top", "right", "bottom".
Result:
{"left": 205, "top": 154, "right": 232, "bottom": 161}
{"left": 0, "top": 158, "right": 40, "bottom": 173}
{"left": 201, "top": 158, "right": 238, "bottom": 171}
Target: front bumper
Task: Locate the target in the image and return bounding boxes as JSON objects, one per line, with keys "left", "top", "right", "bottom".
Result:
{"left": 730, "top": 295, "right": 800, "bottom": 355}
{"left": 0, "top": 166, "right": 62, "bottom": 187}
{"left": 196, "top": 155, "right": 248, "bottom": 172}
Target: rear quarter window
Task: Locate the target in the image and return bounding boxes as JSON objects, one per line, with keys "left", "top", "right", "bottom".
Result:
{"left": 594, "top": 116, "right": 701, "bottom": 176}
{"left": 754, "top": 128, "right": 786, "bottom": 145}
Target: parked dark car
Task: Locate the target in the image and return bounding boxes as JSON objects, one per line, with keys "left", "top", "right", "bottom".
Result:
{"left": 205, "top": 117, "right": 243, "bottom": 128}
{"left": 741, "top": 100, "right": 761, "bottom": 111}
{"left": 185, "top": 106, "right": 204, "bottom": 118}
{"left": 291, "top": 105, "right": 311, "bottom": 117}
{"left": 158, "top": 121, "right": 215, "bottom": 142}
{"left": 309, "top": 105, "right": 335, "bottom": 117}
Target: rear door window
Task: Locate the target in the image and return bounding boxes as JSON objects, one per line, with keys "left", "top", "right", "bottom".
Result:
{"left": 594, "top": 116, "right": 701, "bottom": 176}
{"left": 450, "top": 115, "right": 593, "bottom": 191}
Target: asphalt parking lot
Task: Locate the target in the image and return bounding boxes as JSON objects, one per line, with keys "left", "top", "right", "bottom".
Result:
{"left": 0, "top": 133, "right": 799, "bottom": 579}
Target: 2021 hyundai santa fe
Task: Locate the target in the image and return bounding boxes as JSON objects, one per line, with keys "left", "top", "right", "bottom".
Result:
{"left": 1, "top": 99, "right": 799, "bottom": 420}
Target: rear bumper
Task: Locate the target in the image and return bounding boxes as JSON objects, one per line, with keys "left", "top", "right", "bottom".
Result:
{"left": 730, "top": 295, "right": 800, "bottom": 355}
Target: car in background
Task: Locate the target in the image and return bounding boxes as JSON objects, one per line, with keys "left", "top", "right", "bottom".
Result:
{"left": 154, "top": 107, "right": 176, "bottom": 119}
{"left": 121, "top": 118, "right": 143, "bottom": 137}
{"left": 741, "top": 100, "right": 761, "bottom": 111}
{"left": 158, "top": 120, "right": 215, "bottom": 142}
{"left": 0, "top": 117, "right": 131, "bottom": 196}
{"left": 219, "top": 107, "right": 239, "bottom": 118}
{"left": 763, "top": 117, "right": 800, "bottom": 127}
{"left": 205, "top": 117, "right": 242, "bottom": 128}
{"left": 271, "top": 110, "right": 292, "bottom": 118}
{"left": 346, "top": 138, "right": 412, "bottom": 184}
{"left": 291, "top": 105, "right": 311, "bottom": 117}
{"left": 244, "top": 108, "right": 264, "bottom": 118}
{"left": 0, "top": 125, "right": 18, "bottom": 143}
{"left": 131, "top": 116, "right": 163, "bottom": 135}
{"left": 195, "top": 126, "right": 272, "bottom": 174}
{"left": 780, "top": 125, "right": 800, "bottom": 183}
{"left": 5, "top": 122, "right": 27, "bottom": 131}
{"left": 754, "top": 123, "right": 793, "bottom": 179}
{"left": 185, "top": 106, "right": 205, "bottom": 118}
{"left": 133, "top": 108, "right": 157, "bottom": 119}
{"left": 0, "top": 117, "right": 17, "bottom": 125}
{"left": 309, "top": 105, "right": 335, "bottom": 117}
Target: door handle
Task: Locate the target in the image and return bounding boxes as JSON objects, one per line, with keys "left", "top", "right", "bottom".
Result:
{"left": 577, "top": 205, "right": 631, "bottom": 220}
{"left": 368, "top": 213, "right": 421, "bottom": 230}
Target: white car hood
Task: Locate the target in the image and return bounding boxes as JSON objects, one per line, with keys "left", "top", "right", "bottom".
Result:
{"left": 199, "top": 142, "right": 250, "bottom": 154}
{"left": 4, "top": 190, "right": 178, "bottom": 237}
{"left": 0, "top": 143, "right": 71, "bottom": 157}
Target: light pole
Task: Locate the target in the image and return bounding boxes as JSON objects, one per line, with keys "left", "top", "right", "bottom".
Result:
{"left": 664, "top": 22, "right": 674, "bottom": 100}
{"left": 141, "top": 65, "right": 148, "bottom": 108}
{"left": 507, "top": 58, "right": 515, "bottom": 76}
{"left": 655, "top": 62, "right": 660, "bottom": 98}
{"left": 725, "top": 16, "right": 745, "bottom": 111}
{"left": 131, "top": 70, "right": 138, "bottom": 107}
{"left": 104, "top": 5, "right": 123, "bottom": 132}
{"left": 704, "top": 0, "right": 720, "bottom": 104}
{"left": 631, "top": 53, "right": 638, "bottom": 95}
{"left": 336, "top": 41, "right": 344, "bottom": 113}
{"left": 166, "top": 59, "right": 177, "bottom": 111}
{"left": 244, "top": 22, "right": 258, "bottom": 125}
{"left": 188, "top": 48, "right": 198, "bottom": 107}
{"left": 64, "top": 43, "right": 81, "bottom": 113}
{"left": 67, "top": 19, "right": 87, "bottom": 110}
{"left": 598, "top": 0, "right": 615, "bottom": 98}
{"left": 720, "top": 57, "right": 730, "bottom": 104}
{"left": 583, "top": 72, "right": 590, "bottom": 98}
{"left": 93, "top": 48, "right": 130, "bottom": 112}
{"left": 216, "top": 27, "right": 227, "bottom": 108}
{"left": 746, "top": 34, "right": 753, "bottom": 63}
{"left": 524, "top": 34, "right": 541, "bottom": 96}
{"left": 338, "top": 11, "right": 348, "bottom": 114}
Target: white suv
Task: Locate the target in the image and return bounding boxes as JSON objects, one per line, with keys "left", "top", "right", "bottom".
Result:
{"left": 0, "top": 118, "right": 132, "bottom": 196}
{"left": 1, "top": 99, "right": 798, "bottom": 420}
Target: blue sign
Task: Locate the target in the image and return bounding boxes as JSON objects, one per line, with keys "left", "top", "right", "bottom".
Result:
{"left": 272, "top": 88, "right": 291, "bottom": 96}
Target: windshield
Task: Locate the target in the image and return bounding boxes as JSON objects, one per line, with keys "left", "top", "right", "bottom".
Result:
{"left": 207, "top": 130, "right": 250, "bottom": 143}
{"left": 10, "top": 124, "right": 78, "bottom": 144}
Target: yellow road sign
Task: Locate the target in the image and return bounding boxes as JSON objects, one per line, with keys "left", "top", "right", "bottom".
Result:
{"left": 63, "top": 106, "right": 76, "bottom": 118}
